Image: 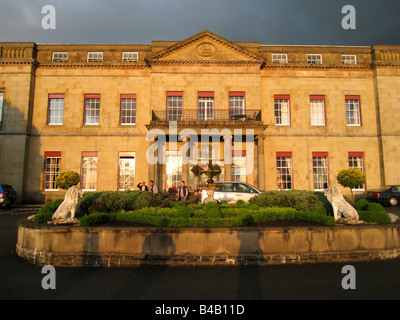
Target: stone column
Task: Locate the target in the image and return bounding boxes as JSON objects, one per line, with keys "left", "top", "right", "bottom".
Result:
{"left": 148, "top": 140, "right": 156, "bottom": 187}
{"left": 257, "top": 135, "right": 265, "bottom": 191}
{"left": 223, "top": 134, "right": 232, "bottom": 181}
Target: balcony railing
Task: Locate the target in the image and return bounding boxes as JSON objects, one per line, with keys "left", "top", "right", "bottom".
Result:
{"left": 152, "top": 109, "right": 262, "bottom": 121}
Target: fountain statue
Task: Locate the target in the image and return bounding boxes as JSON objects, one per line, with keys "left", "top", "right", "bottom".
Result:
{"left": 191, "top": 145, "right": 223, "bottom": 203}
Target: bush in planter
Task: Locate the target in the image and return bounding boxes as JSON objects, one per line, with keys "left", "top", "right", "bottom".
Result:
{"left": 79, "top": 212, "right": 112, "bottom": 226}
{"left": 34, "top": 199, "right": 63, "bottom": 223}
{"left": 337, "top": 168, "right": 366, "bottom": 204}
{"left": 55, "top": 171, "right": 80, "bottom": 190}
{"left": 75, "top": 191, "right": 106, "bottom": 217}
{"left": 249, "top": 190, "right": 326, "bottom": 213}
{"left": 175, "top": 205, "right": 194, "bottom": 218}
{"left": 355, "top": 199, "right": 370, "bottom": 212}
{"left": 355, "top": 200, "right": 391, "bottom": 224}
{"left": 88, "top": 191, "right": 138, "bottom": 214}
{"left": 205, "top": 201, "right": 222, "bottom": 218}
{"left": 127, "top": 191, "right": 164, "bottom": 210}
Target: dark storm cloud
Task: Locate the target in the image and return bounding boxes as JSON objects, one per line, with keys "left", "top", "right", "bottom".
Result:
{"left": 0, "top": 0, "right": 399, "bottom": 45}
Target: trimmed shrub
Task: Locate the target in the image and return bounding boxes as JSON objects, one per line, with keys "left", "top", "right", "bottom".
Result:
{"left": 235, "top": 200, "right": 247, "bottom": 207}
{"left": 205, "top": 201, "right": 222, "bottom": 218}
{"left": 249, "top": 190, "right": 326, "bottom": 212}
{"left": 34, "top": 199, "right": 63, "bottom": 223}
{"left": 75, "top": 191, "right": 106, "bottom": 218}
{"left": 88, "top": 191, "right": 137, "bottom": 214}
{"left": 128, "top": 191, "right": 164, "bottom": 210}
{"left": 55, "top": 171, "right": 80, "bottom": 190}
{"left": 358, "top": 201, "right": 391, "bottom": 224}
{"left": 238, "top": 214, "right": 255, "bottom": 226}
{"left": 175, "top": 205, "right": 194, "bottom": 218}
{"left": 355, "top": 199, "right": 370, "bottom": 212}
{"left": 79, "top": 212, "right": 112, "bottom": 226}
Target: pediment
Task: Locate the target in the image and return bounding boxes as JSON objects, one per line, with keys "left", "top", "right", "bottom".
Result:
{"left": 147, "top": 30, "right": 264, "bottom": 65}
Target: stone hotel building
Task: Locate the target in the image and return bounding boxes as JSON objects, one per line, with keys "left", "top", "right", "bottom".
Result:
{"left": 0, "top": 31, "right": 399, "bottom": 203}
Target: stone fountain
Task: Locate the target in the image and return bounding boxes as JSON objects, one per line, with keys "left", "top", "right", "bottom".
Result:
{"left": 194, "top": 157, "right": 223, "bottom": 204}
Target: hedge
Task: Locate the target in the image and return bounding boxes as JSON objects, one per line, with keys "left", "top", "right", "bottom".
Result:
{"left": 78, "top": 206, "right": 335, "bottom": 227}
{"left": 34, "top": 199, "right": 64, "bottom": 223}
{"left": 33, "top": 191, "right": 336, "bottom": 227}
{"left": 249, "top": 190, "right": 328, "bottom": 213}
{"left": 75, "top": 190, "right": 166, "bottom": 218}
{"left": 355, "top": 199, "right": 391, "bottom": 224}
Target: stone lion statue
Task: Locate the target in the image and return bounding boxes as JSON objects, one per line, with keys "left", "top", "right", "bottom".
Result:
{"left": 51, "top": 185, "right": 83, "bottom": 225}
{"left": 324, "top": 185, "right": 359, "bottom": 222}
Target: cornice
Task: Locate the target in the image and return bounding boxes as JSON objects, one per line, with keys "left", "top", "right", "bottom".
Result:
{"left": 262, "top": 63, "right": 374, "bottom": 71}
{"left": 147, "top": 59, "right": 264, "bottom": 67}
{"left": 0, "top": 59, "right": 37, "bottom": 66}
{"left": 37, "top": 62, "right": 148, "bottom": 69}
{"left": 372, "top": 62, "right": 400, "bottom": 68}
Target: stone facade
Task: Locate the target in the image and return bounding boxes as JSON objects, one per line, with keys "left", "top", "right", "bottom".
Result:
{"left": 0, "top": 31, "right": 399, "bottom": 203}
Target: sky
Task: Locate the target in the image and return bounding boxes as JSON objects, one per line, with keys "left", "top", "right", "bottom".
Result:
{"left": 0, "top": 0, "right": 399, "bottom": 46}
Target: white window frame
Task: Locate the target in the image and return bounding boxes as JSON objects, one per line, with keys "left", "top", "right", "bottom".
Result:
{"left": 313, "top": 156, "right": 329, "bottom": 191}
{"left": 342, "top": 55, "right": 357, "bottom": 64}
{"left": 118, "top": 152, "right": 136, "bottom": 191}
{"left": 229, "top": 95, "right": 245, "bottom": 116}
{"left": 345, "top": 98, "right": 361, "bottom": 126}
{"left": 120, "top": 97, "right": 136, "bottom": 125}
{"left": 48, "top": 96, "right": 64, "bottom": 125}
{"left": 307, "top": 54, "right": 322, "bottom": 64}
{"left": 276, "top": 156, "right": 293, "bottom": 190}
{"left": 274, "top": 98, "right": 290, "bottom": 125}
{"left": 84, "top": 96, "right": 100, "bottom": 125}
{"left": 165, "top": 150, "right": 183, "bottom": 190}
{"left": 122, "top": 52, "right": 138, "bottom": 62}
{"left": 272, "top": 53, "right": 288, "bottom": 64}
{"left": 198, "top": 96, "right": 214, "bottom": 121}
{"left": 166, "top": 95, "right": 183, "bottom": 121}
{"left": 310, "top": 98, "right": 326, "bottom": 126}
{"left": 81, "top": 156, "right": 98, "bottom": 191}
{"left": 52, "top": 52, "right": 68, "bottom": 62}
{"left": 44, "top": 156, "right": 61, "bottom": 191}
{"left": 87, "top": 52, "right": 103, "bottom": 62}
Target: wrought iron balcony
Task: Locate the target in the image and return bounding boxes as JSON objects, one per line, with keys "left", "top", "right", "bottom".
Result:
{"left": 152, "top": 109, "right": 262, "bottom": 122}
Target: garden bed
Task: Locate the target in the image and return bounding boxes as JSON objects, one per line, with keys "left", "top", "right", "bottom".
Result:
{"left": 101, "top": 219, "right": 326, "bottom": 228}
{"left": 33, "top": 189, "right": 392, "bottom": 228}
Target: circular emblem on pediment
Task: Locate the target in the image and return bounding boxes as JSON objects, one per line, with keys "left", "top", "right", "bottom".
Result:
{"left": 196, "top": 42, "right": 217, "bottom": 57}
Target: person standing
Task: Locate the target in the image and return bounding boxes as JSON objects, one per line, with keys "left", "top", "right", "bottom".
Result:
{"left": 149, "top": 180, "right": 158, "bottom": 194}
{"left": 137, "top": 181, "right": 148, "bottom": 191}
{"left": 176, "top": 181, "right": 189, "bottom": 202}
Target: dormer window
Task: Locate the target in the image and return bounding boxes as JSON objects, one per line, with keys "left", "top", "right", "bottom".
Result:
{"left": 307, "top": 54, "right": 322, "bottom": 64}
{"left": 342, "top": 55, "right": 357, "bottom": 64}
{"left": 272, "top": 54, "right": 288, "bottom": 64}
{"left": 122, "top": 52, "right": 138, "bottom": 62}
{"left": 87, "top": 52, "right": 103, "bottom": 62}
{"left": 52, "top": 52, "right": 68, "bottom": 62}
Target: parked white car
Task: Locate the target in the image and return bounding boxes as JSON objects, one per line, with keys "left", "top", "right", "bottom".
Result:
{"left": 199, "top": 181, "right": 261, "bottom": 204}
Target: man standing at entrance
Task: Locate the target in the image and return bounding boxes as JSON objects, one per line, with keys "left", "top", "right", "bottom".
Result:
{"left": 149, "top": 180, "right": 158, "bottom": 194}
{"left": 176, "top": 181, "right": 189, "bottom": 202}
